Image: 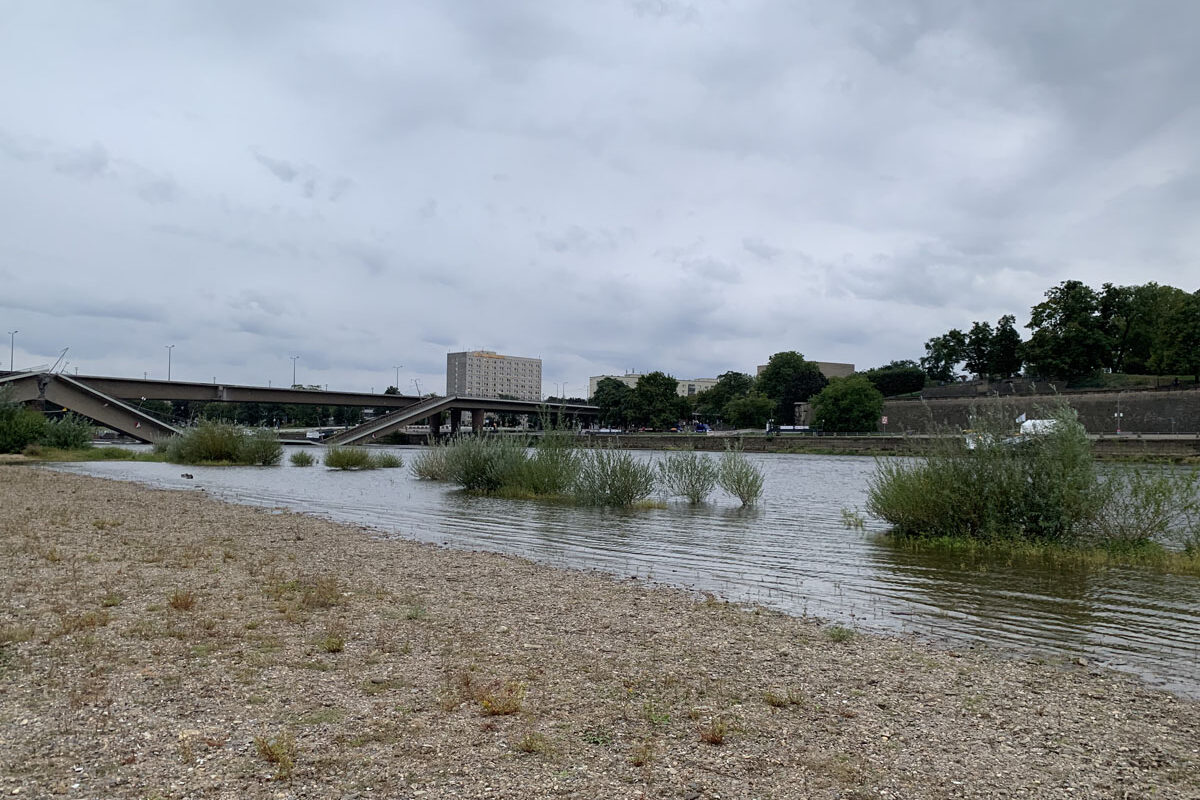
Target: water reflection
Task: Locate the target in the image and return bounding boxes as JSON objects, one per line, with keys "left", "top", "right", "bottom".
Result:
{"left": 49, "top": 447, "right": 1200, "bottom": 696}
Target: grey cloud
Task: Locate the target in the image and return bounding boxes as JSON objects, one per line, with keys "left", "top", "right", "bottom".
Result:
{"left": 742, "top": 238, "right": 782, "bottom": 262}
{"left": 55, "top": 143, "right": 110, "bottom": 179}
{"left": 252, "top": 150, "right": 299, "bottom": 182}
{"left": 537, "top": 225, "right": 631, "bottom": 256}
{"left": 681, "top": 257, "right": 740, "bottom": 284}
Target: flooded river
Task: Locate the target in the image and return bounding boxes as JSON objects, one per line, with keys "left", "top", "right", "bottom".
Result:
{"left": 50, "top": 447, "right": 1200, "bottom": 696}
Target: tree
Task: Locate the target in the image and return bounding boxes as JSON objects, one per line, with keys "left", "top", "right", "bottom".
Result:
{"left": 384, "top": 385, "right": 400, "bottom": 395}
{"left": 1024, "top": 280, "right": 1109, "bottom": 379}
{"left": 810, "top": 376, "right": 884, "bottom": 432}
{"left": 756, "top": 351, "right": 828, "bottom": 423}
{"left": 630, "top": 372, "right": 689, "bottom": 428}
{"left": 692, "top": 371, "right": 755, "bottom": 423}
{"left": 1156, "top": 290, "right": 1200, "bottom": 381}
{"left": 722, "top": 393, "right": 774, "bottom": 428}
{"left": 591, "top": 378, "right": 633, "bottom": 428}
{"left": 964, "top": 321, "right": 994, "bottom": 378}
{"left": 920, "top": 329, "right": 966, "bottom": 382}
{"left": 861, "top": 360, "right": 926, "bottom": 397}
{"left": 989, "top": 315, "right": 1024, "bottom": 378}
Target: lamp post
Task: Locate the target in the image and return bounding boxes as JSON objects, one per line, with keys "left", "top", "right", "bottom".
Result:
{"left": 165, "top": 344, "right": 174, "bottom": 381}
{"left": 411, "top": 377, "right": 422, "bottom": 396}
{"left": 1115, "top": 391, "right": 1125, "bottom": 435}
{"left": 290, "top": 355, "right": 300, "bottom": 387}
{"left": 7, "top": 330, "right": 16, "bottom": 372}
{"left": 394, "top": 365, "right": 402, "bottom": 391}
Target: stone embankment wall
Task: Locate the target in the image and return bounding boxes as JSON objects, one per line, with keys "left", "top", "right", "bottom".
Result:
{"left": 882, "top": 388, "right": 1200, "bottom": 435}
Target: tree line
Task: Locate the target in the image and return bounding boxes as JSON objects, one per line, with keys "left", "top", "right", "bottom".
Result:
{"left": 921, "top": 280, "right": 1200, "bottom": 383}
{"left": 591, "top": 351, "right": 886, "bottom": 432}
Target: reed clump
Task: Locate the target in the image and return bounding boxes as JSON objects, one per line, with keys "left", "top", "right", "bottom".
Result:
{"left": 410, "top": 441, "right": 454, "bottom": 481}
{"left": 324, "top": 447, "right": 404, "bottom": 470}
{"left": 572, "top": 448, "right": 657, "bottom": 507}
{"left": 289, "top": 450, "right": 316, "bottom": 467}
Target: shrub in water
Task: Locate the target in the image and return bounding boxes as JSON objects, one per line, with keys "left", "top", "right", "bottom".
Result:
{"left": 240, "top": 428, "right": 283, "bottom": 466}
{"left": 717, "top": 447, "right": 765, "bottom": 506}
{"left": 324, "top": 447, "right": 374, "bottom": 470}
{"left": 658, "top": 451, "right": 718, "bottom": 504}
{"left": 512, "top": 429, "right": 580, "bottom": 496}
{"left": 572, "top": 448, "right": 657, "bottom": 507}
{"left": 40, "top": 413, "right": 94, "bottom": 450}
{"left": 371, "top": 451, "right": 404, "bottom": 469}
{"left": 1086, "top": 466, "right": 1200, "bottom": 551}
{"left": 289, "top": 449, "right": 316, "bottom": 467}
{"left": 867, "top": 403, "right": 1103, "bottom": 542}
{"left": 445, "top": 435, "right": 527, "bottom": 491}
{"left": 161, "top": 422, "right": 282, "bottom": 465}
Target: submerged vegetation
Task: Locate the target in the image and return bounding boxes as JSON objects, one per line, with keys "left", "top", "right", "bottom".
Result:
{"left": 867, "top": 402, "right": 1200, "bottom": 560}
{"left": 414, "top": 430, "right": 764, "bottom": 508}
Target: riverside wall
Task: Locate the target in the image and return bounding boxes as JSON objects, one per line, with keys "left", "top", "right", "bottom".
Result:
{"left": 881, "top": 388, "right": 1200, "bottom": 436}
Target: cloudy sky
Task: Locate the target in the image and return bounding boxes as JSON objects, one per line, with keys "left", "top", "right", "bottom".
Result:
{"left": 2, "top": 1, "right": 1198, "bottom": 397}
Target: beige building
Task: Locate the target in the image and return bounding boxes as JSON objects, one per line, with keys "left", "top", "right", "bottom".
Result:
{"left": 588, "top": 374, "right": 718, "bottom": 399}
{"left": 447, "top": 351, "right": 542, "bottom": 402}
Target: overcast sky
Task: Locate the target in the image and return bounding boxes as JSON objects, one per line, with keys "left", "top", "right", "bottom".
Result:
{"left": 2, "top": 1, "right": 1198, "bottom": 397}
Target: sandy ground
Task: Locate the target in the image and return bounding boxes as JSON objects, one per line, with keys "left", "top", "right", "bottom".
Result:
{"left": 1, "top": 466, "right": 1197, "bottom": 799}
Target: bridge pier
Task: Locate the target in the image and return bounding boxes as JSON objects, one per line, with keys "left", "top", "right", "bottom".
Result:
{"left": 472, "top": 408, "right": 485, "bottom": 433}
{"left": 449, "top": 409, "right": 462, "bottom": 436}
{"left": 427, "top": 411, "right": 444, "bottom": 442}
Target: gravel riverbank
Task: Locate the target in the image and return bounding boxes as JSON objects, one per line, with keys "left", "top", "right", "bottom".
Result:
{"left": 1, "top": 467, "right": 1197, "bottom": 799}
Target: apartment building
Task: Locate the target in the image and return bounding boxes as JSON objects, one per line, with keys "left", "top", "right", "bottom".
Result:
{"left": 446, "top": 350, "right": 542, "bottom": 401}
{"left": 588, "top": 373, "right": 718, "bottom": 399}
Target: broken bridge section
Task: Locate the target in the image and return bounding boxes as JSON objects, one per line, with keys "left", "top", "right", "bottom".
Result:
{"left": 1, "top": 372, "right": 179, "bottom": 444}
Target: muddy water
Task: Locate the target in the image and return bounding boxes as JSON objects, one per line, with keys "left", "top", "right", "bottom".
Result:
{"left": 51, "top": 448, "right": 1200, "bottom": 696}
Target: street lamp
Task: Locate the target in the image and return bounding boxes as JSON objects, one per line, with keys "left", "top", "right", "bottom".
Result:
{"left": 394, "top": 365, "right": 402, "bottom": 391}
{"left": 290, "top": 355, "right": 300, "bottom": 387}
{"left": 165, "top": 344, "right": 174, "bottom": 381}
{"left": 411, "top": 377, "right": 422, "bottom": 396}
{"left": 7, "top": 330, "right": 16, "bottom": 372}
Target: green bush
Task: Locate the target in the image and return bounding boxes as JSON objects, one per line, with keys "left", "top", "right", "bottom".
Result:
{"left": 444, "top": 435, "right": 527, "bottom": 491}
{"left": 658, "top": 451, "right": 718, "bottom": 504}
{"left": 717, "top": 447, "right": 765, "bottom": 506}
{"left": 289, "top": 450, "right": 316, "bottom": 467}
{"left": 867, "top": 403, "right": 1116, "bottom": 543}
{"left": 512, "top": 429, "right": 580, "bottom": 496}
{"left": 324, "top": 447, "right": 374, "bottom": 470}
{"left": 1086, "top": 467, "right": 1200, "bottom": 551}
{"left": 40, "top": 413, "right": 94, "bottom": 449}
{"left": 572, "top": 448, "right": 657, "bottom": 507}
{"left": 0, "top": 390, "right": 46, "bottom": 453}
{"left": 160, "top": 422, "right": 281, "bottom": 465}
{"left": 371, "top": 452, "right": 404, "bottom": 469}
{"left": 240, "top": 428, "right": 283, "bottom": 466}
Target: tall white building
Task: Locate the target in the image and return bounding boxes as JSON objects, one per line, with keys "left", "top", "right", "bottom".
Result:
{"left": 446, "top": 350, "right": 542, "bottom": 401}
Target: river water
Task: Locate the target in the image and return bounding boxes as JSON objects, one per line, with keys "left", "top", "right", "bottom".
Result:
{"left": 50, "top": 447, "right": 1200, "bottom": 696}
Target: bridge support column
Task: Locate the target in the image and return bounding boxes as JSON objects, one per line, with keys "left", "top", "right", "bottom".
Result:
{"left": 449, "top": 409, "right": 462, "bottom": 436}
{"left": 427, "top": 411, "right": 444, "bottom": 441}
{"left": 472, "top": 408, "right": 485, "bottom": 433}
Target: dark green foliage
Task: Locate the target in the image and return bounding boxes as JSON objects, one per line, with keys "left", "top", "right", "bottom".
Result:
{"left": 630, "top": 372, "right": 690, "bottom": 429}
{"left": 40, "top": 413, "right": 94, "bottom": 450}
{"left": 240, "top": 428, "right": 283, "bottom": 465}
{"left": 860, "top": 361, "right": 926, "bottom": 397}
{"left": 989, "top": 315, "right": 1024, "bottom": 378}
{"left": 411, "top": 442, "right": 453, "bottom": 480}
{"left": 756, "top": 352, "right": 828, "bottom": 423}
{"left": 722, "top": 393, "right": 774, "bottom": 428}
{"left": 810, "top": 376, "right": 883, "bottom": 432}
{"left": 692, "top": 371, "right": 756, "bottom": 423}
{"left": 591, "top": 377, "right": 633, "bottom": 428}
{"left": 443, "top": 435, "right": 526, "bottom": 490}
{"left": 1024, "top": 280, "right": 1110, "bottom": 379}
{"left": 920, "top": 329, "right": 967, "bottom": 382}
{"left": 0, "top": 401, "right": 46, "bottom": 453}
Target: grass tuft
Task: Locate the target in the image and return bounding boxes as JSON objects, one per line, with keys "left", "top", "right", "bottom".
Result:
{"left": 254, "top": 731, "right": 297, "bottom": 780}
